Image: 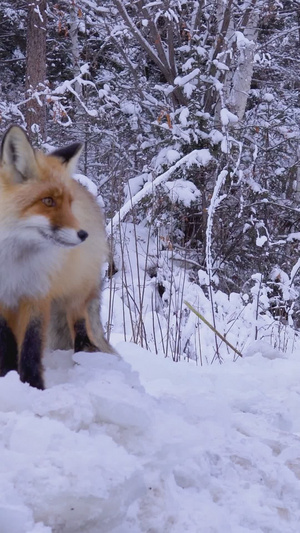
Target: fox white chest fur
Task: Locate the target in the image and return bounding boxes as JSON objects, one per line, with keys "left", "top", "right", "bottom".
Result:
{"left": 0, "top": 225, "right": 64, "bottom": 308}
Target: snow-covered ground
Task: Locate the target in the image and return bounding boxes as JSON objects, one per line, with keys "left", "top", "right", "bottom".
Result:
{"left": 1, "top": 339, "right": 300, "bottom": 533}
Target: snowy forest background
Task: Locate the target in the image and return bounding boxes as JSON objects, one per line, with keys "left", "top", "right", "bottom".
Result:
{"left": 2, "top": 0, "right": 300, "bottom": 361}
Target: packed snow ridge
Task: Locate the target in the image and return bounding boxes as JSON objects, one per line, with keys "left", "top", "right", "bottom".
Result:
{"left": 1, "top": 340, "right": 300, "bottom": 533}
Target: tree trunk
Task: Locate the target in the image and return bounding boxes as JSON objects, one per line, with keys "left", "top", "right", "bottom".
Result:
{"left": 295, "top": 144, "right": 300, "bottom": 203}
{"left": 69, "top": 3, "right": 82, "bottom": 97}
{"left": 227, "top": 4, "right": 259, "bottom": 120}
{"left": 203, "top": 0, "right": 234, "bottom": 114}
{"left": 25, "top": 0, "right": 47, "bottom": 142}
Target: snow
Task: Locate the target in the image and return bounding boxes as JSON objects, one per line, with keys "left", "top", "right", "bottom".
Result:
{"left": 163, "top": 178, "right": 200, "bottom": 206}
{"left": 120, "top": 101, "right": 141, "bottom": 116}
{"left": 13, "top": 48, "right": 25, "bottom": 60}
{"left": 73, "top": 173, "right": 98, "bottom": 196}
{"left": 183, "top": 83, "right": 196, "bottom": 98}
{"left": 165, "top": 149, "right": 181, "bottom": 164}
{"left": 220, "top": 108, "right": 239, "bottom": 126}
{"left": 196, "top": 46, "right": 207, "bottom": 57}
{"left": 33, "top": 5, "right": 44, "bottom": 24}
{"left": 174, "top": 69, "right": 200, "bottom": 87}
{"left": 256, "top": 235, "right": 267, "bottom": 247}
{"left": 213, "top": 59, "right": 229, "bottom": 71}
{"left": 52, "top": 65, "right": 98, "bottom": 117}
{"left": 108, "top": 149, "right": 211, "bottom": 231}
{"left": 1, "top": 341, "right": 300, "bottom": 532}
{"left": 182, "top": 58, "right": 195, "bottom": 72}
{"left": 209, "top": 129, "right": 223, "bottom": 144}
{"left": 269, "top": 266, "right": 296, "bottom": 302}
{"left": 263, "top": 93, "right": 274, "bottom": 103}
{"left": 179, "top": 107, "right": 189, "bottom": 126}
{"left": 174, "top": 67, "right": 200, "bottom": 96}
{"left": 287, "top": 232, "right": 300, "bottom": 242}
{"left": 124, "top": 173, "right": 149, "bottom": 200}
{"left": 235, "top": 31, "right": 254, "bottom": 50}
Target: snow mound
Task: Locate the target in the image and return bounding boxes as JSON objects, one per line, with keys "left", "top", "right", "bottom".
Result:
{"left": 0, "top": 351, "right": 146, "bottom": 533}
{"left": 1, "top": 343, "right": 300, "bottom": 532}
{"left": 244, "top": 339, "right": 287, "bottom": 359}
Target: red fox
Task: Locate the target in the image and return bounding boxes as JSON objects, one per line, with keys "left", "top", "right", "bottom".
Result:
{"left": 0, "top": 125, "right": 115, "bottom": 389}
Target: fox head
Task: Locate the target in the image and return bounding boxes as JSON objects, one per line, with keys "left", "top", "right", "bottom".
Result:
{"left": 0, "top": 125, "right": 89, "bottom": 248}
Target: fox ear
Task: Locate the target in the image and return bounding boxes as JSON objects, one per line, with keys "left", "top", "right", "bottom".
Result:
{"left": 1, "top": 125, "right": 37, "bottom": 183}
{"left": 51, "top": 142, "right": 83, "bottom": 175}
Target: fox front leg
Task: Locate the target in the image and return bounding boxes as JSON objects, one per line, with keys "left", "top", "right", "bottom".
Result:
{"left": 19, "top": 317, "right": 45, "bottom": 389}
{"left": 73, "top": 317, "right": 99, "bottom": 353}
{"left": 66, "top": 306, "right": 100, "bottom": 353}
{"left": 18, "top": 301, "right": 50, "bottom": 390}
{"left": 0, "top": 315, "right": 18, "bottom": 377}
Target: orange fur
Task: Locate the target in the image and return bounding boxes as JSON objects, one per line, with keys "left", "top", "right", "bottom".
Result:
{"left": 0, "top": 126, "right": 114, "bottom": 389}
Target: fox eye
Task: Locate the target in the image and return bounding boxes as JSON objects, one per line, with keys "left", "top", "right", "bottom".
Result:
{"left": 42, "top": 197, "right": 56, "bottom": 207}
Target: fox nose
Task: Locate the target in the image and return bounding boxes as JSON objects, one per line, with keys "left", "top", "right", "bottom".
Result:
{"left": 77, "top": 229, "right": 88, "bottom": 242}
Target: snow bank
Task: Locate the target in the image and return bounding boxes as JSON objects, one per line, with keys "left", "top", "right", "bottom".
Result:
{"left": 1, "top": 342, "right": 300, "bottom": 532}
{"left": 0, "top": 351, "right": 145, "bottom": 533}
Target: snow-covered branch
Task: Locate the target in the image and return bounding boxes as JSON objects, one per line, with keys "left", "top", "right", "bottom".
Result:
{"left": 107, "top": 149, "right": 211, "bottom": 234}
{"left": 205, "top": 169, "right": 228, "bottom": 276}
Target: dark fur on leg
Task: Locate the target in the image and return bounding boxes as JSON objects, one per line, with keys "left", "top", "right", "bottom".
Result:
{"left": 74, "top": 318, "right": 99, "bottom": 353}
{"left": 0, "top": 316, "right": 18, "bottom": 376}
{"left": 19, "top": 318, "right": 44, "bottom": 390}
{"left": 49, "top": 296, "right": 117, "bottom": 354}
